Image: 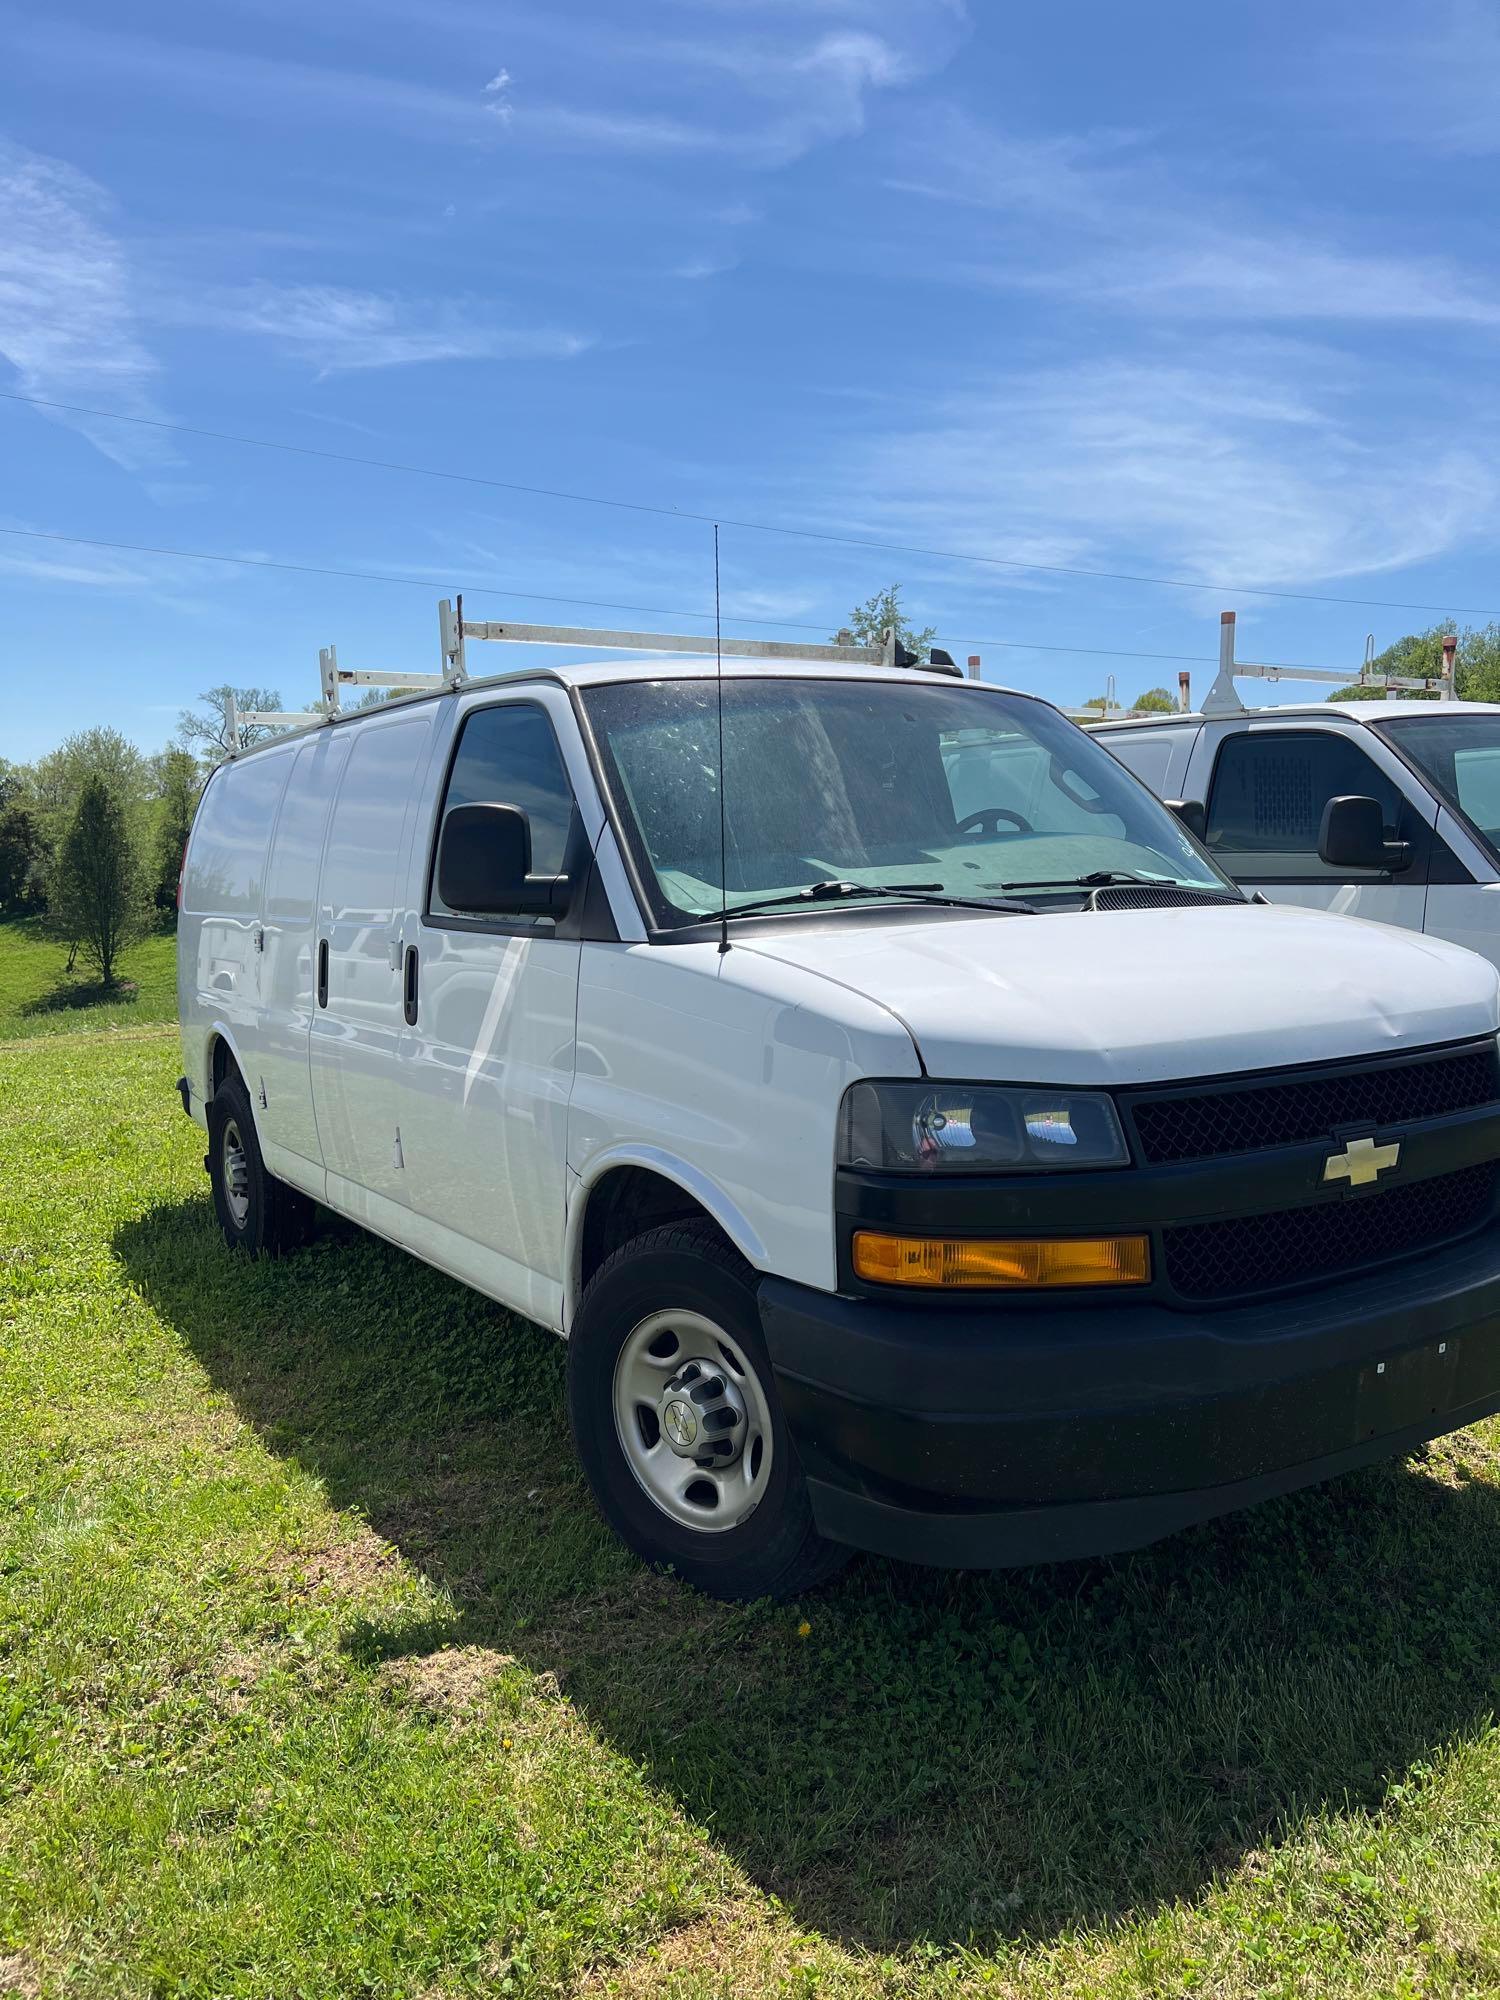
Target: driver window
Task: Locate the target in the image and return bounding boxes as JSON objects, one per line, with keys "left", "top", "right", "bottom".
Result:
{"left": 428, "top": 702, "right": 577, "bottom": 927}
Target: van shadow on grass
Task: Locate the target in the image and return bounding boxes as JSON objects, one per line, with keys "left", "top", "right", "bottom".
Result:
{"left": 117, "top": 1194, "right": 1500, "bottom": 1954}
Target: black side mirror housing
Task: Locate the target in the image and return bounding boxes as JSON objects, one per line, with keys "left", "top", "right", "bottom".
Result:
{"left": 1318, "top": 794, "right": 1412, "bottom": 873}
{"left": 1165, "top": 798, "right": 1207, "bottom": 840}
{"left": 436, "top": 803, "right": 571, "bottom": 916}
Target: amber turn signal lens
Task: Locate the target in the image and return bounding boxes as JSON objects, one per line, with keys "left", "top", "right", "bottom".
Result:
{"left": 852, "top": 1231, "right": 1151, "bottom": 1289}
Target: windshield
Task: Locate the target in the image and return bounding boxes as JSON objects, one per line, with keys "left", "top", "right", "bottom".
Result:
{"left": 1380, "top": 715, "right": 1500, "bottom": 853}
{"left": 581, "top": 675, "right": 1234, "bottom": 927}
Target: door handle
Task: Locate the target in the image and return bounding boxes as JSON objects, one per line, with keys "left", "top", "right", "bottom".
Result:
{"left": 317, "top": 938, "right": 329, "bottom": 1009}
{"left": 403, "top": 944, "right": 419, "bottom": 1026}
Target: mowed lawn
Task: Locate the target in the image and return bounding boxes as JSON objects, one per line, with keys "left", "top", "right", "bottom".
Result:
{"left": 0, "top": 918, "right": 176, "bottom": 1041}
{"left": 5, "top": 1026, "right": 1500, "bottom": 1994}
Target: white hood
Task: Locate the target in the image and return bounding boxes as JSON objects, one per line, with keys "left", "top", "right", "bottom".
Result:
{"left": 739, "top": 903, "right": 1500, "bottom": 1086}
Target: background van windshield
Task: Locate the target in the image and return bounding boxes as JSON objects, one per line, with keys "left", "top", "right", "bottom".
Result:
{"left": 582, "top": 676, "right": 1229, "bottom": 926}
{"left": 1381, "top": 715, "right": 1500, "bottom": 852}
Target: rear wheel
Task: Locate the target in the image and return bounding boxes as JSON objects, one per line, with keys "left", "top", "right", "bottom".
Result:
{"left": 207, "top": 1070, "right": 313, "bottom": 1257}
{"left": 567, "top": 1220, "right": 848, "bottom": 1600}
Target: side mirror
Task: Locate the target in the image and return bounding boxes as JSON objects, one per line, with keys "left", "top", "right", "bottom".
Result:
{"left": 436, "top": 803, "right": 571, "bottom": 916}
{"left": 1318, "top": 795, "right": 1412, "bottom": 873}
{"left": 1165, "top": 798, "right": 1206, "bottom": 840}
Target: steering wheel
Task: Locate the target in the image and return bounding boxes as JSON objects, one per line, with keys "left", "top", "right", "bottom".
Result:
{"left": 958, "top": 806, "right": 1033, "bottom": 837}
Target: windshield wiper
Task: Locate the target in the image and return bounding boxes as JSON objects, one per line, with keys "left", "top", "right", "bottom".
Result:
{"left": 696, "top": 879, "right": 1035, "bottom": 922}
{"left": 993, "top": 868, "right": 1204, "bottom": 893}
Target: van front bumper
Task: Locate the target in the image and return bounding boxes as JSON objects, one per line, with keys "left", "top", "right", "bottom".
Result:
{"left": 758, "top": 1226, "right": 1500, "bottom": 1567}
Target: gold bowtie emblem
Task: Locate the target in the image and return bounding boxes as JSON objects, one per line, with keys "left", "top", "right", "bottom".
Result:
{"left": 1323, "top": 1135, "right": 1400, "bottom": 1188}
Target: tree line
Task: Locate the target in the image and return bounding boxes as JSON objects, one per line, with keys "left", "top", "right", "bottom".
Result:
{"left": 0, "top": 684, "right": 286, "bottom": 990}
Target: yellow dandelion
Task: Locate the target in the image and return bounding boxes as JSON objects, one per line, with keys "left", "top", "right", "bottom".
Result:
{"left": 796, "top": 1620, "right": 811, "bottom": 1639}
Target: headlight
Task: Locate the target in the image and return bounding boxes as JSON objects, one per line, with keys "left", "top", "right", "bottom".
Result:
{"left": 838, "top": 1080, "right": 1129, "bottom": 1173}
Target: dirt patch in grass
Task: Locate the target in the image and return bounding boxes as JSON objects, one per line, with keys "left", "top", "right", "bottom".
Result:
{"left": 268, "top": 1528, "right": 406, "bottom": 1599}
{"left": 577, "top": 1904, "right": 830, "bottom": 2000}
{"left": 0, "top": 1951, "right": 43, "bottom": 1999}
{"left": 380, "top": 1645, "right": 517, "bottom": 1717}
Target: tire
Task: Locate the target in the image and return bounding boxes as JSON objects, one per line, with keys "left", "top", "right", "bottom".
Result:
{"left": 567, "top": 1219, "right": 848, "bottom": 1601}
{"left": 206, "top": 1070, "right": 314, "bottom": 1258}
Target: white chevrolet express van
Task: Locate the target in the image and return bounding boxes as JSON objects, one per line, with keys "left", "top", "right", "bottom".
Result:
{"left": 1096, "top": 700, "right": 1500, "bottom": 972}
{"left": 178, "top": 654, "right": 1500, "bottom": 1599}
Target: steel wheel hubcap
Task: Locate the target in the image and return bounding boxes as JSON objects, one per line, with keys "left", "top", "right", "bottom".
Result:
{"left": 612, "top": 1309, "right": 774, "bottom": 1534}
{"left": 222, "top": 1118, "right": 251, "bottom": 1228}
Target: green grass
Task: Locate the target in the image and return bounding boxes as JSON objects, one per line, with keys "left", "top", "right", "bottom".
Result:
{"left": 0, "top": 916, "right": 177, "bottom": 1041}
{"left": 6, "top": 1031, "right": 1500, "bottom": 1995}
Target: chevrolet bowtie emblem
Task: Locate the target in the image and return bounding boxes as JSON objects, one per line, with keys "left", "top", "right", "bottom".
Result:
{"left": 1323, "top": 1135, "right": 1401, "bottom": 1189}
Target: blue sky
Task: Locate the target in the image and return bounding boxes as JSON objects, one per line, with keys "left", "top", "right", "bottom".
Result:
{"left": 4, "top": 0, "right": 1500, "bottom": 760}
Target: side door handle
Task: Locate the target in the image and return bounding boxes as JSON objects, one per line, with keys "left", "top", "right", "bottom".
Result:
{"left": 317, "top": 938, "right": 329, "bottom": 1009}
{"left": 403, "top": 944, "right": 419, "bottom": 1026}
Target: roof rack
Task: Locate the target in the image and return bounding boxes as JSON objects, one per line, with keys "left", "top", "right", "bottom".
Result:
{"left": 1201, "top": 611, "right": 1456, "bottom": 716}
{"left": 435, "top": 596, "right": 931, "bottom": 676}
{"left": 224, "top": 597, "right": 953, "bottom": 749}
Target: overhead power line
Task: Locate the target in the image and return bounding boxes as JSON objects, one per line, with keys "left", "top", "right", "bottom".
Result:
{"left": 2, "top": 387, "right": 1494, "bottom": 619}
{"left": 0, "top": 523, "right": 1351, "bottom": 674}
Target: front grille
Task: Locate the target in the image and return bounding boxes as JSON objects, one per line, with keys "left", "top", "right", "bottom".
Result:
{"left": 1162, "top": 1163, "right": 1497, "bottom": 1302}
{"left": 1130, "top": 1044, "right": 1499, "bottom": 1166}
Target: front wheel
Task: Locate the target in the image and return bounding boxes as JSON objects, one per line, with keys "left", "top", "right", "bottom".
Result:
{"left": 567, "top": 1221, "right": 847, "bottom": 1601}
{"left": 207, "top": 1071, "right": 313, "bottom": 1257}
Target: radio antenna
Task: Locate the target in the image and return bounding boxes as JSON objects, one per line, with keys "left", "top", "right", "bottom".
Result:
{"left": 714, "top": 523, "right": 729, "bottom": 955}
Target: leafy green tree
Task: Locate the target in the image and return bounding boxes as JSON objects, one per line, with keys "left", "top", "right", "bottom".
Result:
{"left": 50, "top": 777, "right": 146, "bottom": 987}
{"left": 30, "top": 727, "right": 150, "bottom": 916}
{"left": 178, "top": 684, "right": 284, "bottom": 764}
{"left": 1130, "top": 687, "right": 1177, "bottom": 714}
{"left": 149, "top": 747, "right": 202, "bottom": 916}
{"left": 0, "top": 803, "right": 41, "bottom": 914}
{"left": 834, "top": 585, "right": 938, "bottom": 664}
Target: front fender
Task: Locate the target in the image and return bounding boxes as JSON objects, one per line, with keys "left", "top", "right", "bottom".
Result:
{"left": 562, "top": 1145, "right": 770, "bottom": 1334}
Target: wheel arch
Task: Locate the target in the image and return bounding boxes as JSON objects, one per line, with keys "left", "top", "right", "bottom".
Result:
{"left": 204, "top": 1025, "right": 247, "bottom": 1102}
{"left": 564, "top": 1150, "right": 768, "bottom": 1334}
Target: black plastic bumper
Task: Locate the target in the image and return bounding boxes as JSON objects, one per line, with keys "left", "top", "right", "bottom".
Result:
{"left": 759, "top": 1226, "right": 1500, "bottom": 1566}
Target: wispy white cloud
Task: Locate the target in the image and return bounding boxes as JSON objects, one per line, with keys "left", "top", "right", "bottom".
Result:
{"left": 900, "top": 111, "right": 1500, "bottom": 329}
{"left": 844, "top": 349, "right": 1497, "bottom": 592}
{"left": 171, "top": 282, "right": 592, "bottom": 374}
{"left": 673, "top": 255, "right": 739, "bottom": 280}
{"left": 0, "top": 144, "right": 171, "bottom": 469}
{"left": 8, "top": 7, "right": 962, "bottom": 169}
{"left": 1319, "top": 2, "right": 1500, "bottom": 155}
{"left": 0, "top": 516, "right": 195, "bottom": 590}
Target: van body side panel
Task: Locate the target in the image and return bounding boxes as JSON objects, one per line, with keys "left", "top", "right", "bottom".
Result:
{"left": 1097, "top": 722, "right": 1201, "bottom": 800}
{"left": 568, "top": 940, "right": 922, "bottom": 1302}
{"left": 178, "top": 745, "right": 297, "bottom": 1105}
{"left": 393, "top": 687, "right": 600, "bottom": 1329}
{"left": 397, "top": 928, "right": 580, "bottom": 1326}
{"left": 308, "top": 710, "right": 435, "bottom": 1204}
{"left": 258, "top": 730, "right": 351, "bottom": 1174}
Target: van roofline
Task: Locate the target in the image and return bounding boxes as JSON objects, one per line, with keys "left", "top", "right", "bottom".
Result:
{"left": 218, "top": 656, "right": 1037, "bottom": 762}
{"left": 1093, "top": 700, "right": 1500, "bottom": 729}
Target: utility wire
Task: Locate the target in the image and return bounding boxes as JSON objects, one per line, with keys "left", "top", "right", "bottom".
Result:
{"left": 0, "top": 523, "right": 1353, "bottom": 674}
{"left": 2, "top": 387, "right": 1493, "bottom": 619}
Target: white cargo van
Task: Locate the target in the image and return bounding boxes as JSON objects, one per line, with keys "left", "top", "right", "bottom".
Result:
{"left": 1096, "top": 700, "right": 1500, "bottom": 972}
{"left": 178, "top": 627, "right": 1500, "bottom": 1598}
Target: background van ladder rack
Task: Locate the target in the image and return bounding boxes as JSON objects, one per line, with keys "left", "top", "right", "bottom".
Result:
{"left": 1201, "top": 611, "right": 1457, "bottom": 716}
